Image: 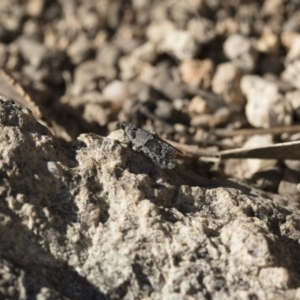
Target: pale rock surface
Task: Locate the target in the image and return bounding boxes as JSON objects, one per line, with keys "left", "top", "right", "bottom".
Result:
{"left": 212, "top": 62, "right": 245, "bottom": 107}
{"left": 223, "top": 34, "right": 258, "bottom": 73}
{"left": 1, "top": 97, "right": 300, "bottom": 299}
{"left": 241, "top": 75, "right": 293, "bottom": 128}
{"left": 147, "top": 21, "right": 198, "bottom": 61}
{"left": 282, "top": 60, "right": 300, "bottom": 89}
{"left": 285, "top": 35, "right": 300, "bottom": 64}
{"left": 180, "top": 59, "right": 214, "bottom": 88}
{"left": 224, "top": 135, "right": 278, "bottom": 179}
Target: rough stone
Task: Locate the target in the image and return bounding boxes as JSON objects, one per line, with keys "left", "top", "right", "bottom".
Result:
{"left": 241, "top": 75, "right": 293, "bottom": 128}
{"left": 179, "top": 58, "right": 214, "bottom": 88}
{"left": 2, "top": 98, "right": 300, "bottom": 298}
{"left": 224, "top": 135, "right": 278, "bottom": 179}
{"left": 212, "top": 62, "right": 245, "bottom": 107}
{"left": 282, "top": 60, "right": 300, "bottom": 89}
{"left": 223, "top": 34, "right": 258, "bottom": 73}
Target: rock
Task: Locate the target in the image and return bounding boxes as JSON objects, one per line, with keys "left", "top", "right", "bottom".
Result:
{"left": 96, "top": 43, "right": 121, "bottom": 81}
{"left": 191, "top": 107, "right": 230, "bottom": 128}
{"left": 139, "top": 61, "right": 185, "bottom": 99}
{"left": 102, "top": 80, "right": 129, "bottom": 104}
{"left": 188, "top": 95, "right": 211, "bottom": 115}
{"left": 285, "top": 90, "right": 300, "bottom": 120}
{"left": 262, "top": 0, "right": 284, "bottom": 16}
{"left": 147, "top": 21, "right": 198, "bottom": 60}
{"left": 281, "top": 31, "right": 300, "bottom": 48}
{"left": 278, "top": 168, "right": 300, "bottom": 202}
{"left": 18, "top": 37, "right": 53, "bottom": 67}
{"left": 216, "top": 18, "right": 239, "bottom": 36}
{"left": 83, "top": 103, "right": 110, "bottom": 126}
{"left": 67, "top": 33, "right": 92, "bottom": 65}
{"left": 26, "top": 0, "right": 44, "bottom": 17}
{"left": 1, "top": 98, "right": 300, "bottom": 299}
{"left": 285, "top": 35, "right": 300, "bottom": 64}
{"left": 224, "top": 135, "right": 278, "bottom": 179}
{"left": 212, "top": 62, "right": 245, "bottom": 106}
{"left": 72, "top": 61, "right": 99, "bottom": 96}
{"left": 241, "top": 75, "right": 293, "bottom": 128}
{"left": 223, "top": 34, "right": 258, "bottom": 73}
{"left": 0, "top": 43, "right": 7, "bottom": 66}
{"left": 187, "top": 18, "right": 216, "bottom": 44}
{"left": 282, "top": 60, "right": 300, "bottom": 89}
{"left": 256, "top": 30, "right": 279, "bottom": 54}
{"left": 179, "top": 58, "right": 214, "bottom": 88}
{"left": 119, "top": 54, "right": 144, "bottom": 81}
{"left": 131, "top": 42, "right": 157, "bottom": 63}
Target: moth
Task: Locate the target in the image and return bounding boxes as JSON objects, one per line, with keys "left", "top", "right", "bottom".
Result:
{"left": 117, "top": 122, "right": 180, "bottom": 169}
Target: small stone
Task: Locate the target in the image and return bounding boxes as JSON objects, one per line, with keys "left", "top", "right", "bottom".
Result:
{"left": 102, "top": 80, "right": 129, "bottom": 104}
{"left": 285, "top": 35, "right": 300, "bottom": 64}
{"left": 224, "top": 34, "right": 258, "bottom": 72}
{"left": 26, "top": 0, "right": 44, "bottom": 17}
{"left": 256, "top": 30, "right": 279, "bottom": 54}
{"left": 191, "top": 107, "right": 230, "bottom": 128}
{"left": 281, "top": 31, "right": 300, "bottom": 48}
{"left": 147, "top": 21, "right": 198, "bottom": 60}
{"left": 96, "top": 43, "right": 120, "bottom": 80}
{"left": 241, "top": 75, "right": 293, "bottom": 128}
{"left": 18, "top": 37, "right": 53, "bottom": 67}
{"left": 216, "top": 18, "right": 239, "bottom": 36}
{"left": 278, "top": 168, "right": 300, "bottom": 202}
{"left": 67, "top": 33, "right": 92, "bottom": 65}
{"left": 132, "top": 42, "right": 157, "bottom": 63}
{"left": 154, "top": 100, "right": 174, "bottom": 121}
{"left": 72, "top": 61, "right": 98, "bottom": 95}
{"left": 259, "top": 267, "right": 290, "bottom": 288}
{"left": 262, "top": 0, "right": 284, "bottom": 16}
{"left": 179, "top": 58, "right": 214, "bottom": 88}
{"left": 224, "top": 135, "right": 278, "bottom": 179}
{"left": 187, "top": 18, "right": 216, "bottom": 44}
{"left": 285, "top": 90, "right": 300, "bottom": 120}
{"left": 212, "top": 62, "right": 245, "bottom": 106}
{"left": 188, "top": 96, "right": 211, "bottom": 115}
{"left": 119, "top": 54, "right": 145, "bottom": 81}
{"left": 282, "top": 60, "right": 300, "bottom": 89}
{"left": 0, "top": 43, "right": 7, "bottom": 66}
{"left": 83, "top": 103, "right": 109, "bottom": 126}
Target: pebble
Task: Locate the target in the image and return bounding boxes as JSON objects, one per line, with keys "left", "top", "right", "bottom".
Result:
{"left": 147, "top": 21, "right": 198, "bottom": 60}
{"left": 224, "top": 135, "right": 278, "bottom": 179}
{"left": 0, "top": 43, "right": 7, "bottom": 66}
{"left": 187, "top": 18, "right": 216, "bottom": 44}
{"left": 102, "top": 80, "right": 129, "bottom": 104}
{"left": 18, "top": 37, "right": 53, "bottom": 67}
{"left": 212, "top": 62, "right": 245, "bottom": 106}
{"left": 188, "top": 96, "right": 211, "bottom": 115}
{"left": 285, "top": 90, "right": 300, "bottom": 120}
{"left": 285, "top": 35, "right": 300, "bottom": 64}
{"left": 281, "top": 60, "right": 300, "bottom": 89}
{"left": 67, "top": 33, "right": 92, "bottom": 64}
{"left": 223, "top": 34, "right": 258, "bottom": 73}
{"left": 26, "top": 0, "right": 44, "bottom": 17}
{"left": 96, "top": 43, "right": 120, "bottom": 80}
{"left": 256, "top": 30, "right": 279, "bottom": 54}
{"left": 241, "top": 75, "right": 292, "bottom": 128}
{"left": 179, "top": 59, "right": 214, "bottom": 88}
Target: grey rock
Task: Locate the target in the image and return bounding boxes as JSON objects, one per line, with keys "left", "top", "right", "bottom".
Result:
{"left": 1, "top": 98, "right": 300, "bottom": 299}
